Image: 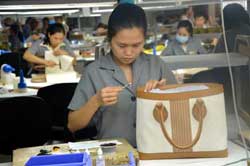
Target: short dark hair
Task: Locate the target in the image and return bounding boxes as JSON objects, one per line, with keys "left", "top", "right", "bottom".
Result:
{"left": 193, "top": 5, "right": 208, "bottom": 20}
{"left": 177, "top": 20, "right": 193, "bottom": 36}
{"left": 194, "top": 12, "right": 208, "bottom": 20}
{"left": 42, "top": 17, "right": 49, "bottom": 23}
{"left": 96, "top": 23, "right": 108, "bottom": 30}
{"left": 223, "top": 3, "right": 250, "bottom": 30}
{"left": 44, "top": 23, "right": 65, "bottom": 45}
{"left": 107, "top": 3, "right": 147, "bottom": 42}
{"left": 30, "top": 18, "right": 39, "bottom": 31}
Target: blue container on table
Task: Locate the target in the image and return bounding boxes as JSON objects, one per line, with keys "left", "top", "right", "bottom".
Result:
{"left": 25, "top": 153, "right": 92, "bottom": 166}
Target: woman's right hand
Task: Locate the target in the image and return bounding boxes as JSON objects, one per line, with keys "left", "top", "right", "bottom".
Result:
{"left": 45, "top": 60, "right": 57, "bottom": 67}
{"left": 96, "top": 86, "right": 123, "bottom": 106}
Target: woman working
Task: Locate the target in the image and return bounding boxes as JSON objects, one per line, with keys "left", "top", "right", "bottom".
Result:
{"left": 161, "top": 20, "right": 206, "bottom": 56}
{"left": 23, "top": 23, "right": 75, "bottom": 67}
{"left": 67, "top": 3, "right": 176, "bottom": 147}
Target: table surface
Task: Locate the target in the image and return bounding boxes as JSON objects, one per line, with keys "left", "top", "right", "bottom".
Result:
{"left": 12, "top": 139, "right": 138, "bottom": 166}
{"left": 12, "top": 140, "right": 249, "bottom": 166}
{"left": 0, "top": 88, "right": 38, "bottom": 98}
{"left": 26, "top": 72, "right": 80, "bottom": 89}
{"left": 26, "top": 78, "right": 80, "bottom": 89}
{"left": 0, "top": 72, "right": 80, "bottom": 98}
{"left": 0, "top": 163, "right": 11, "bottom": 166}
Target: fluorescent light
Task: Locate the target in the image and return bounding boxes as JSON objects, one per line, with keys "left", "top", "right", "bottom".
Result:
{"left": 92, "top": 5, "right": 180, "bottom": 13}
{"left": 89, "top": 14, "right": 101, "bottom": 17}
{"left": 137, "top": 0, "right": 175, "bottom": 4}
{"left": 21, "top": 9, "right": 79, "bottom": 15}
{"left": 0, "top": 9, "right": 79, "bottom": 15}
{"left": 92, "top": 8, "right": 113, "bottom": 13}
{"left": 142, "top": 5, "right": 177, "bottom": 10}
{"left": 0, "top": 12, "right": 18, "bottom": 15}
{"left": 0, "top": 2, "right": 115, "bottom": 10}
{"left": 78, "top": 13, "right": 101, "bottom": 17}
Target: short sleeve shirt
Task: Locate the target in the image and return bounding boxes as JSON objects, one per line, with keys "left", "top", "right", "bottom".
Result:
{"left": 25, "top": 33, "right": 45, "bottom": 45}
{"left": 27, "top": 39, "right": 75, "bottom": 57}
{"left": 161, "top": 37, "right": 207, "bottom": 56}
{"left": 68, "top": 52, "right": 176, "bottom": 147}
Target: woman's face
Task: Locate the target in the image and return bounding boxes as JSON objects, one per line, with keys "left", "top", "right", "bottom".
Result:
{"left": 96, "top": 27, "right": 107, "bottom": 36}
{"left": 110, "top": 27, "right": 145, "bottom": 66}
{"left": 177, "top": 27, "right": 190, "bottom": 37}
{"left": 195, "top": 16, "right": 206, "bottom": 28}
{"left": 49, "top": 32, "right": 65, "bottom": 47}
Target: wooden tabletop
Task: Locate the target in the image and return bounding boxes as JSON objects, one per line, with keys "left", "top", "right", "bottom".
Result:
{"left": 12, "top": 139, "right": 138, "bottom": 166}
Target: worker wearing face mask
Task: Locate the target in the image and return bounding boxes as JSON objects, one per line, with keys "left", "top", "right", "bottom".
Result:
{"left": 161, "top": 20, "right": 206, "bottom": 56}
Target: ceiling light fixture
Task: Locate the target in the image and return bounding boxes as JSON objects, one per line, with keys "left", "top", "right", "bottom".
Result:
{"left": 0, "top": 2, "right": 115, "bottom": 10}
{"left": 0, "top": 9, "right": 79, "bottom": 15}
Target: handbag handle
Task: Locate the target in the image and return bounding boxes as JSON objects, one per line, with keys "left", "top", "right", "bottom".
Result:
{"left": 153, "top": 99, "right": 207, "bottom": 149}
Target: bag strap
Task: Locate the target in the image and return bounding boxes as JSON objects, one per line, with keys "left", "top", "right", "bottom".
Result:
{"left": 153, "top": 99, "right": 207, "bottom": 150}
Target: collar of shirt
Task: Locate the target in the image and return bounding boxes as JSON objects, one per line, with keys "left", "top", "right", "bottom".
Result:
{"left": 174, "top": 37, "right": 195, "bottom": 52}
{"left": 97, "top": 52, "right": 150, "bottom": 94}
{"left": 40, "top": 42, "right": 66, "bottom": 51}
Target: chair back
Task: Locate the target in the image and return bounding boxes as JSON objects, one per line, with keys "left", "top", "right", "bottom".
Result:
{"left": 0, "top": 96, "right": 52, "bottom": 154}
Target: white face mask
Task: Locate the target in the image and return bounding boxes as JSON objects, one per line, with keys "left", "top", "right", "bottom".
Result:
{"left": 176, "top": 34, "right": 189, "bottom": 44}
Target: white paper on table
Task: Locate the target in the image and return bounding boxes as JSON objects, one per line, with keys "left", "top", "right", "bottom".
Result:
{"left": 148, "top": 85, "right": 209, "bottom": 94}
{"left": 60, "top": 55, "right": 74, "bottom": 72}
{"left": 45, "top": 51, "right": 74, "bottom": 73}
{"left": 44, "top": 50, "right": 60, "bottom": 73}
{"left": 68, "top": 140, "right": 122, "bottom": 150}
{"left": 46, "top": 71, "right": 78, "bottom": 84}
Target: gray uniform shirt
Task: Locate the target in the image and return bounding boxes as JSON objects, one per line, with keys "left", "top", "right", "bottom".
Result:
{"left": 68, "top": 52, "right": 176, "bottom": 147}
{"left": 161, "top": 37, "right": 207, "bottom": 56}
{"left": 25, "top": 33, "right": 45, "bottom": 45}
{"left": 27, "top": 39, "right": 75, "bottom": 57}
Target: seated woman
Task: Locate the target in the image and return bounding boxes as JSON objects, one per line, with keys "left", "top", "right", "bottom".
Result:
{"left": 23, "top": 23, "right": 75, "bottom": 68}
{"left": 67, "top": 3, "right": 176, "bottom": 147}
{"left": 161, "top": 20, "right": 206, "bottom": 56}
{"left": 93, "top": 23, "right": 108, "bottom": 36}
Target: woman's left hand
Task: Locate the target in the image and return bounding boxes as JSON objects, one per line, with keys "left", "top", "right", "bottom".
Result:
{"left": 54, "top": 49, "right": 68, "bottom": 56}
{"left": 144, "top": 79, "right": 166, "bottom": 92}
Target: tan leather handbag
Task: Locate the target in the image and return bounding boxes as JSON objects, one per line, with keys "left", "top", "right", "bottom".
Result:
{"left": 136, "top": 83, "right": 228, "bottom": 159}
